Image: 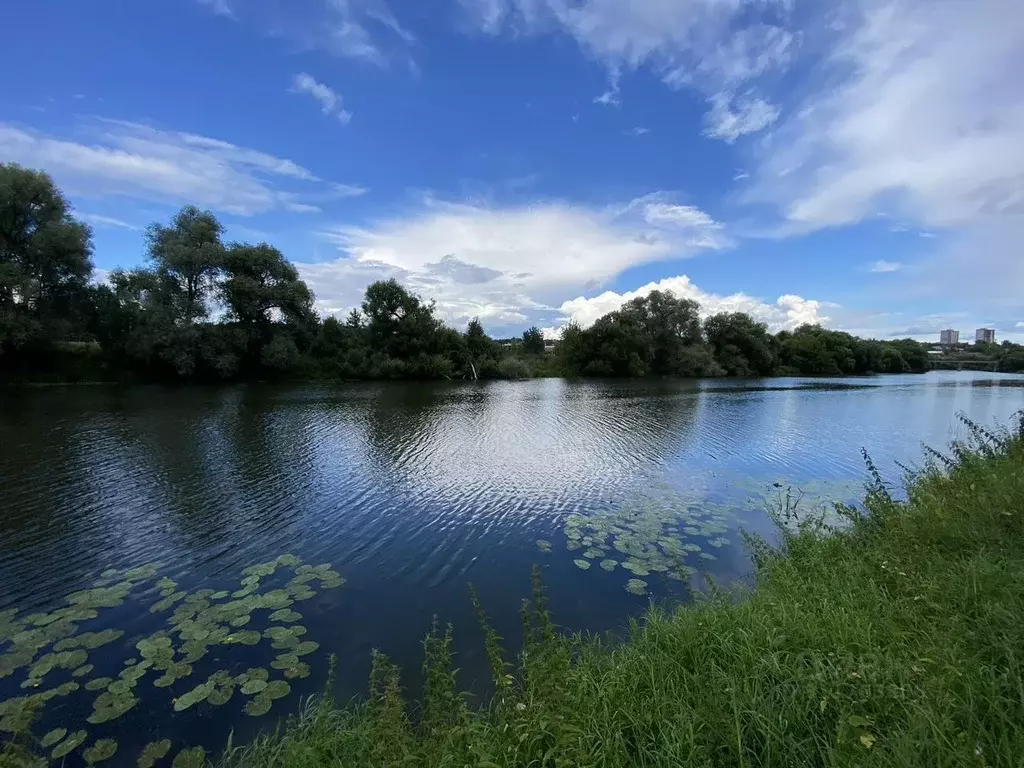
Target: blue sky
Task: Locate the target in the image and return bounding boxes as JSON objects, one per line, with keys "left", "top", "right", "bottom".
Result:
{"left": 1, "top": 0, "right": 1022, "bottom": 341}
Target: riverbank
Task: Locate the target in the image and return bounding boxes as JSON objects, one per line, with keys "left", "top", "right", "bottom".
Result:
{"left": 215, "top": 414, "right": 1024, "bottom": 768}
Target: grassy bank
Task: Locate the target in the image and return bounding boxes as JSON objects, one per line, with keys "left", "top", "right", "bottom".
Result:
{"left": 218, "top": 414, "right": 1024, "bottom": 768}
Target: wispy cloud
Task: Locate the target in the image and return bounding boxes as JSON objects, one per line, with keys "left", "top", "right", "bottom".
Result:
{"left": 458, "top": 0, "right": 793, "bottom": 137}
{"left": 0, "top": 119, "right": 353, "bottom": 216}
{"left": 741, "top": 0, "right": 1024, "bottom": 317}
{"left": 77, "top": 213, "right": 141, "bottom": 231}
{"left": 703, "top": 92, "right": 780, "bottom": 142}
{"left": 626, "top": 126, "right": 650, "bottom": 137}
{"left": 291, "top": 73, "right": 353, "bottom": 125}
{"left": 749, "top": 0, "right": 1024, "bottom": 232}
{"left": 196, "top": 0, "right": 234, "bottom": 17}
{"left": 194, "top": 0, "right": 413, "bottom": 66}
{"left": 868, "top": 260, "right": 903, "bottom": 273}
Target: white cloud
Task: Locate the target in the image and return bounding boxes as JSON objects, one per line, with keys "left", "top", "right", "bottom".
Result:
{"left": 459, "top": 0, "right": 793, "bottom": 131}
{"left": 556, "top": 274, "right": 830, "bottom": 332}
{"left": 77, "top": 213, "right": 141, "bottom": 231}
{"left": 593, "top": 70, "right": 621, "bottom": 106}
{"left": 291, "top": 73, "right": 353, "bottom": 124}
{"left": 0, "top": 119, "right": 353, "bottom": 216}
{"left": 868, "top": 260, "right": 903, "bottom": 273}
{"left": 703, "top": 92, "right": 780, "bottom": 142}
{"left": 739, "top": 0, "right": 1024, "bottom": 321}
{"left": 197, "top": 0, "right": 234, "bottom": 17}
{"left": 297, "top": 193, "right": 728, "bottom": 327}
{"left": 749, "top": 0, "right": 1024, "bottom": 232}
{"left": 626, "top": 126, "right": 650, "bottom": 136}
{"left": 195, "top": 0, "right": 413, "bottom": 66}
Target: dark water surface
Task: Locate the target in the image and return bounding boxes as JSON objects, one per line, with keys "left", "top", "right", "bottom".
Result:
{"left": 1, "top": 373, "right": 1022, "bottom": 764}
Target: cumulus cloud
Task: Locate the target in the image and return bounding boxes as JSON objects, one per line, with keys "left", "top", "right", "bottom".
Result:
{"left": 554, "top": 275, "right": 830, "bottom": 332}
{"left": 868, "top": 260, "right": 903, "bottom": 273}
{"left": 459, "top": 0, "right": 790, "bottom": 132}
{"left": 297, "top": 193, "right": 728, "bottom": 328}
{"left": 0, "top": 119, "right": 356, "bottom": 216}
{"left": 291, "top": 73, "right": 353, "bottom": 124}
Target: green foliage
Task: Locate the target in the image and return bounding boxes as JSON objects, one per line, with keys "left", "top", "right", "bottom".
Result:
{"left": 0, "top": 163, "right": 971, "bottom": 385}
{"left": 521, "top": 326, "right": 545, "bottom": 355}
{"left": 0, "top": 164, "right": 93, "bottom": 365}
{"left": 218, "top": 415, "right": 1024, "bottom": 768}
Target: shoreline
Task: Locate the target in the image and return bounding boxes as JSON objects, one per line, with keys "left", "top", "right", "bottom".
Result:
{"left": 210, "top": 413, "right": 1024, "bottom": 767}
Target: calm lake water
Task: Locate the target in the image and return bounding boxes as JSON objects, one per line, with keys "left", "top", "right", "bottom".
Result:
{"left": 1, "top": 372, "right": 1022, "bottom": 764}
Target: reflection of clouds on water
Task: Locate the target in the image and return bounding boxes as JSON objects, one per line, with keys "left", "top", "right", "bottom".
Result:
{"left": 355, "top": 379, "right": 704, "bottom": 522}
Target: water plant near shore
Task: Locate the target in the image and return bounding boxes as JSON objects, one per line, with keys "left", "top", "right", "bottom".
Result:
{"left": 0, "top": 554, "right": 344, "bottom": 765}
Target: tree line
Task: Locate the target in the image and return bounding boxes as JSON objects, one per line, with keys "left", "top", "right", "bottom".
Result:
{"left": 3, "top": 163, "right": 1021, "bottom": 383}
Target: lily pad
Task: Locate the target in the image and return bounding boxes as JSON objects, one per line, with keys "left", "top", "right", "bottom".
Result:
{"left": 573, "top": 559, "right": 591, "bottom": 570}
{"left": 240, "top": 679, "right": 268, "bottom": 695}
{"left": 73, "top": 664, "right": 95, "bottom": 677}
{"left": 51, "top": 729, "right": 88, "bottom": 760}
{"left": 84, "top": 738, "right": 118, "bottom": 764}
{"left": 138, "top": 739, "right": 172, "bottom": 768}
{"left": 41, "top": 728, "right": 67, "bottom": 748}
{"left": 264, "top": 679, "right": 291, "bottom": 700}
{"left": 625, "top": 579, "right": 649, "bottom": 596}
{"left": 207, "top": 684, "right": 234, "bottom": 706}
{"left": 85, "top": 677, "right": 113, "bottom": 691}
{"left": 243, "top": 693, "right": 272, "bottom": 717}
{"left": 151, "top": 592, "right": 186, "bottom": 613}
{"left": 124, "top": 563, "right": 162, "bottom": 581}
{"left": 283, "top": 661, "right": 311, "bottom": 680}
{"left": 292, "top": 640, "right": 319, "bottom": 656}
{"left": 173, "top": 681, "right": 214, "bottom": 712}
{"left": 270, "top": 654, "right": 300, "bottom": 671}
{"left": 240, "top": 667, "right": 270, "bottom": 683}
{"left": 269, "top": 609, "right": 302, "bottom": 623}
{"left": 226, "top": 630, "right": 262, "bottom": 646}
{"left": 172, "top": 746, "right": 206, "bottom": 768}
{"left": 599, "top": 559, "right": 618, "bottom": 571}
{"left": 535, "top": 539, "right": 552, "bottom": 553}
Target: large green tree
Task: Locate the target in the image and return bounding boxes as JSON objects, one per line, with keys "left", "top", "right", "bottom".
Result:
{"left": 0, "top": 164, "right": 93, "bottom": 350}
{"left": 221, "top": 243, "right": 315, "bottom": 331}
{"left": 145, "top": 205, "right": 224, "bottom": 323}
{"left": 362, "top": 279, "right": 444, "bottom": 361}
{"left": 704, "top": 312, "right": 776, "bottom": 376}
{"left": 522, "top": 326, "right": 545, "bottom": 355}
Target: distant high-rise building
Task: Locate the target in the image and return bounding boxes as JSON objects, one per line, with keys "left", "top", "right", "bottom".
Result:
{"left": 940, "top": 329, "right": 960, "bottom": 345}
{"left": 975, "top": 328, "right": 996, "bottom": 344}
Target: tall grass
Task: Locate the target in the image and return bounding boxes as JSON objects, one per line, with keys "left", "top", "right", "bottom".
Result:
{"left": 219, "top": 412, "right": 1024, "bottom": 767}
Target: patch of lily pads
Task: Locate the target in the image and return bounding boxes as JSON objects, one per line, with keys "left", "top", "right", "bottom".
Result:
{"left": 547, "top": 476, "right": 869, "bottom": 594}
{"left": 0, "top": 553, "right": 344, "bottom": 763}
{"left": 551, "top": 491, "right": 738, "bottom": 592}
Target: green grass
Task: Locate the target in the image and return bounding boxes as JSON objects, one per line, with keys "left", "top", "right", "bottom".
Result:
{"left": 217, "top": 413, "right": 1024, "bottom": 768}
